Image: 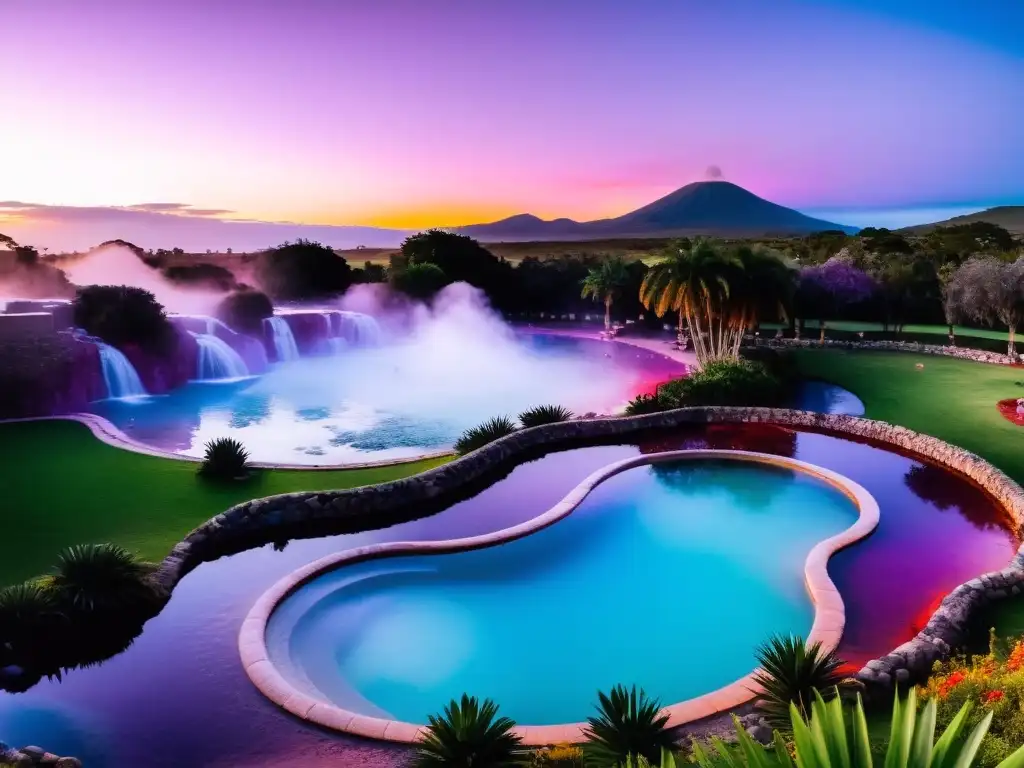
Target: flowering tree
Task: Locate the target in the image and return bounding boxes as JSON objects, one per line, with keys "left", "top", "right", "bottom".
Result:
{"left": 796, "top": 257, "right": 876, "bottom": 341}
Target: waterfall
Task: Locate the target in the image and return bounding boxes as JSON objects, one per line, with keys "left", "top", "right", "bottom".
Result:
{"left": 264, "top": 316, "right": 300, "bottom": 362}
{"left": 336, "top": 311, "right": 382, "bottom": 346}
{"left": 96, "top": 342, "right": 147, "bottom": 399}
{"left": 191, "top": 332, "right": 249, "bottom": 380}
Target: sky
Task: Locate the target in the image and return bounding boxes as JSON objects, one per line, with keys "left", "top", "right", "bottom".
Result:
{"left": 1, "top": 0, "right": 1022, "bottom": 251}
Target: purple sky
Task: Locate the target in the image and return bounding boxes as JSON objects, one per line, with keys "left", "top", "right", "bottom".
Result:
{"left": 2, "top": 0, "right": 1022, "bottom": 250}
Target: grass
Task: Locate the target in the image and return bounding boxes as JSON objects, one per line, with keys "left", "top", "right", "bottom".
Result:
{"left": 761, "top": 321, "right": 1013, "bottom": 342}
{"left": 0, "top": 420, "right": 450, "bottom": 586}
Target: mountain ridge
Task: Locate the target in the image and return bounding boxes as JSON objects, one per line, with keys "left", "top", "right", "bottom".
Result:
{"left": 454, "top": 181, "right": 856, "bottom": 241}
{"left": 900, "top": 206, "right": 1024, "bottom": 235}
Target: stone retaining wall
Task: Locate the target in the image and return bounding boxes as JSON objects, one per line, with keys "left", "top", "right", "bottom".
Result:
{"left": 149, "top": 407, "right": 1024, "bottom": 692}
{"left": 749, "top": 337, "right": 1020, "bottom": 366}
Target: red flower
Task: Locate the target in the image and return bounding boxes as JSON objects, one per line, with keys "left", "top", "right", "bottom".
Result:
{"left": 985, "top": 690, "right": 1004, "bottom": 705}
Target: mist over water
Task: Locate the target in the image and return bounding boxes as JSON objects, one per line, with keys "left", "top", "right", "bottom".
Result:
{"left": 59, "top": 244, "right": 226, "bottom": 314}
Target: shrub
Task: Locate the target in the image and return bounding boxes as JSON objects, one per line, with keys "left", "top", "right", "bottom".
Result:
{"left": 255, "top": 239, "right": 353, "bottom": 300}
{"left": 162, "top": 263, "right": 238, "bottom": 291}
{"left": 73, "top": 284, "right": 173, "bottom": 354}
{"left": 453, "top": 417, "right": 518, "bottom": 455}
{"left": 199, "top": 437, "right": 251, "bottom": 480}
{"left": 624, "top": 393, "right": 667, "bottom": 415}
{"left": 751, "top": 635, "right": 848, "bottom": 727}
{"left": 49, "top": 544, "right": 154, "bottom": 617}
{"left": 518, "top": 404, "right": 574, "bottom": 428}
{"left": 690, "top": 688, "right": 1024, "bottom": 768}
{"left": 582, "top": 684, "right": 675, "bottom": 766}
{"left": 529, "top": 743, "right": 585, "bottom": 767}
{"left": 215, "top": 289, "right": 274, "bottom": 335}
{"left": 919, "top": 635, "right": 1024, "bottom": 766}
{"left": 0, "top": 583, "right": 66, "bottom": 651}
{"left": 415, "top": 693, "right": 522, "bottom": 768}
{"left": 658, "top": 359, "right": 785, "bottom": 409}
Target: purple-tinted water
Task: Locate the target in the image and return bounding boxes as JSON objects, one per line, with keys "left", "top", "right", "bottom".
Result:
{"left": 0, "top": 426, "right": 1015, "bottom": 767}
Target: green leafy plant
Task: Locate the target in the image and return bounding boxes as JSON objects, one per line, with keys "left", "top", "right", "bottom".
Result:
{"left": 657, "top": 359, "right": 784, "bottom": 409}
{"left": 691, "top": 689, "right": 1024, "bottom": 768}
{"left": 215, "top": 289, "right": 274, "bottom": 335}
{"left": 518, "top": 404, "right": 574, "bottom": 428}
{"left": 0, "top": 582, "right": 66, "bottom": 649}
{"left": 49, "top": 543, "right": 154, "bottom": 616}
{"left": 453, "top": 416, "right": 518, "bottom": 455}
{"left": 582, "top": 684, "right": 675, "bottom": 766}
{"left": 529, "top": 743, "right": 585, "bottom": 766}
{"left": 415, "top": 693, "right": 522, "bottom": 768}
{"left": 73, "top": 284, "right": 174, "bottom": 354}
{"left": 199, "top": 437, "right": 251, "bottom": 480}
{"left": 624, "top": 393, "right": 666, "bottom": 415}
{"left": 751, "top": 635, "right": 848, "bottom": 727}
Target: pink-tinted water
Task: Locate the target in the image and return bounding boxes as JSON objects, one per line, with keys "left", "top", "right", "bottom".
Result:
{"left": 0, "top": 425, "right": 1016, "bottom": 767}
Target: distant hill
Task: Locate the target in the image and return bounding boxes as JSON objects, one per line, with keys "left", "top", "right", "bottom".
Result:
{"left": 902, "top": 206, "right": 1024, "bottom": 235}
{"left": 455, "top": 181, "right": 855, "bottom": 242}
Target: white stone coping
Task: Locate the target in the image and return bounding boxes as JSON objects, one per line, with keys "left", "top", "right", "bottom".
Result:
{"left": 238, "top": 449, "right": 879, "bottom": 747}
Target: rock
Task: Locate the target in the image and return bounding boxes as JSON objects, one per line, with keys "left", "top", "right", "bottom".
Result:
{"left": 54, "top": 759, "right": 82, "bottom": 768}
{"left": 21, "top": 746, "right": 46, "bottom": 760}
{"left": 40, "top": 753, "right": 60, "bottom": 765}
{"left": 748, "top": 725, "right": 774, "bottom": 745}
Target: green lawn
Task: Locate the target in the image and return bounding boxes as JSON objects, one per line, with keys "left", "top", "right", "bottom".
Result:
{"left": 0, "top": 420, "right": 450, "bottom": 585}
{"left": 763, "top": 321, "right": 1012, "bottom": 342}
{"left": 794, "top": 349, "right": 1024, "bottom": 633}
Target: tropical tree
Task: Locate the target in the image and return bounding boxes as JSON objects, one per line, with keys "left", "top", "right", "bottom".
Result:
{"left": 796, "top": 257, "right": 876, "bottom": 341}
{"left": 581, "top": 256, "right": 631, "bottom": 329}
{"left": 415, "top": 694, "right": 522, "bottom": 768}
{"left": 947, "top": 257, "right": 1024, "bottom": 357}
{"left": 640, "top": 239, "right": 794, "bottom": 364}
{"left": 938, "top": 262, "right": 960, "bottom": 345}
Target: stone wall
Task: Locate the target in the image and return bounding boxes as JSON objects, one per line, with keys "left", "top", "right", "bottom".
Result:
{"left": 750, "top": 337, "right": 1020, "bottom": 366}
{"left": 148, "top": 407, "right": 1024, "bottom": 692}
{"left": 0, "top": 312, "right": 54, "bottom": 339}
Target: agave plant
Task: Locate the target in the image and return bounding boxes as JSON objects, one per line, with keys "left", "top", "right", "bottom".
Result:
{"left": 0, "top": 582, "right": 67, "bottom": 650}
{"left": 583, "top": 684, "right": 676, "bottom": 767}
{"left": 751, "top": 635, "right": 847, "bottom": 727}
{"left": 415, "top": 693, "right": 522, "bottom": 768}
{"left": 518, "top": 404, "right": 574, "bottom": 429}
{"left": 690, "top": 689, "right": 1024, "bottom": 768}
{"left": 199, "top": 436, "right": 250, "bottom": 480}
{"left": 453, "top": 416, "right": 518, "bottom": 455}
{"left": 49, "top": 543, "right": 154, "bottom": 616}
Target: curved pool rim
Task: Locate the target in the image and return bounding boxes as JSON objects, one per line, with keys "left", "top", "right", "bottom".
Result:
{"left": 239, "top": 449, "right": 880, "bottom": 746}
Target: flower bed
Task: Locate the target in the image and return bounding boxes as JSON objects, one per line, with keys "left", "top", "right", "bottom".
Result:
{"left": 996, "top": 398, "right": 1024, "bottom": 427}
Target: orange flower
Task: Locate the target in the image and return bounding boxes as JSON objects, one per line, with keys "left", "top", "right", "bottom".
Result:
{"left": 985, "top": 690, "right": 1004, "bottom": 705}
{"left": 938, "top": 671, "right": 967, "bottom": 699}
{"left": 1007, "top": 642, "right": 1024, "bottom": 673}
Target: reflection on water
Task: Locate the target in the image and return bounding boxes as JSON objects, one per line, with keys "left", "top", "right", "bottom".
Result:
{"left": 1, "top": 425, "right": 1015, "bottom": 767}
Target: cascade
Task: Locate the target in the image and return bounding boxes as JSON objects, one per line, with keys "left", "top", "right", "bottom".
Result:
{"left": 263, "top": 316, "right": 300, "bottom": 362}
{"left": 336, "top": 311, "right": 382, "bottom": 346}
{"left": 191, "top": 332, "right": 249, "bottom": 380}
{"left": 96, "top": 342, "right": 147, "bottom": 399}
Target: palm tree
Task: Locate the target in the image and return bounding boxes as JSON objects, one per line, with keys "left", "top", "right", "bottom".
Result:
{"left": 641, "top": 239, "right": 794, "bottom": 364}
{"left": 415, "top": 694, "right": 522, "bottom": 768}
{"left": 581, "top": 256, "right": 631, "bottom": 329}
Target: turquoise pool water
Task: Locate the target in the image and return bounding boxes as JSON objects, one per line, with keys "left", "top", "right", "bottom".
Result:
{"left": 266, "top": 458, "right": 859, "bottom": 726}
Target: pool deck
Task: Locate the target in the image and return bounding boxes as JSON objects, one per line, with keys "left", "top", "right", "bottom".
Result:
{"left": 239, "top": 449, "right": 879, "bottom": 747}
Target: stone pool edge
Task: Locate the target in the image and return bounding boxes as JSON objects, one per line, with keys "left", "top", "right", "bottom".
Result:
{"left": 238, "top": 449, "right": 880, "bottom": 747}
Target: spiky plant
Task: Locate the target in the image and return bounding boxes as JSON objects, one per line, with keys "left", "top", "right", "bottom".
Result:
{"left": 415, "top": 693, "right": 522, "bottom": 768}
{"left": 49, "top": 543, "right": 154, "bottom": 616}
{"left": 199, "top": 436, "right": 250, "bottom": 480}
{"left": 0, "top": 582, "right": 67, "bottom": 651}
{"left": 518, "top": 405, "right": 574, "bottom": 429}
{"left": 453, "top": 416, "right": 518, "bottom": 455}
{"left": 751, "top": 635, "right": 847, "bottom": 727}
{"left": 691, "top": 688, "right": 1024, "bottom": 768}
{"left": 583, "top": 684, "right": 675, "bottom": 767}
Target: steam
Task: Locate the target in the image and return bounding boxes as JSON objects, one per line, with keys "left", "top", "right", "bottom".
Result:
{"left": 705, "top": 165, "right": 724, "bottom": 180}
{"left": 247, "top": 283, "right": 638, "bottom": 427}
{"left": 59, "top": 244, "right": 227, "bottom": 314}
